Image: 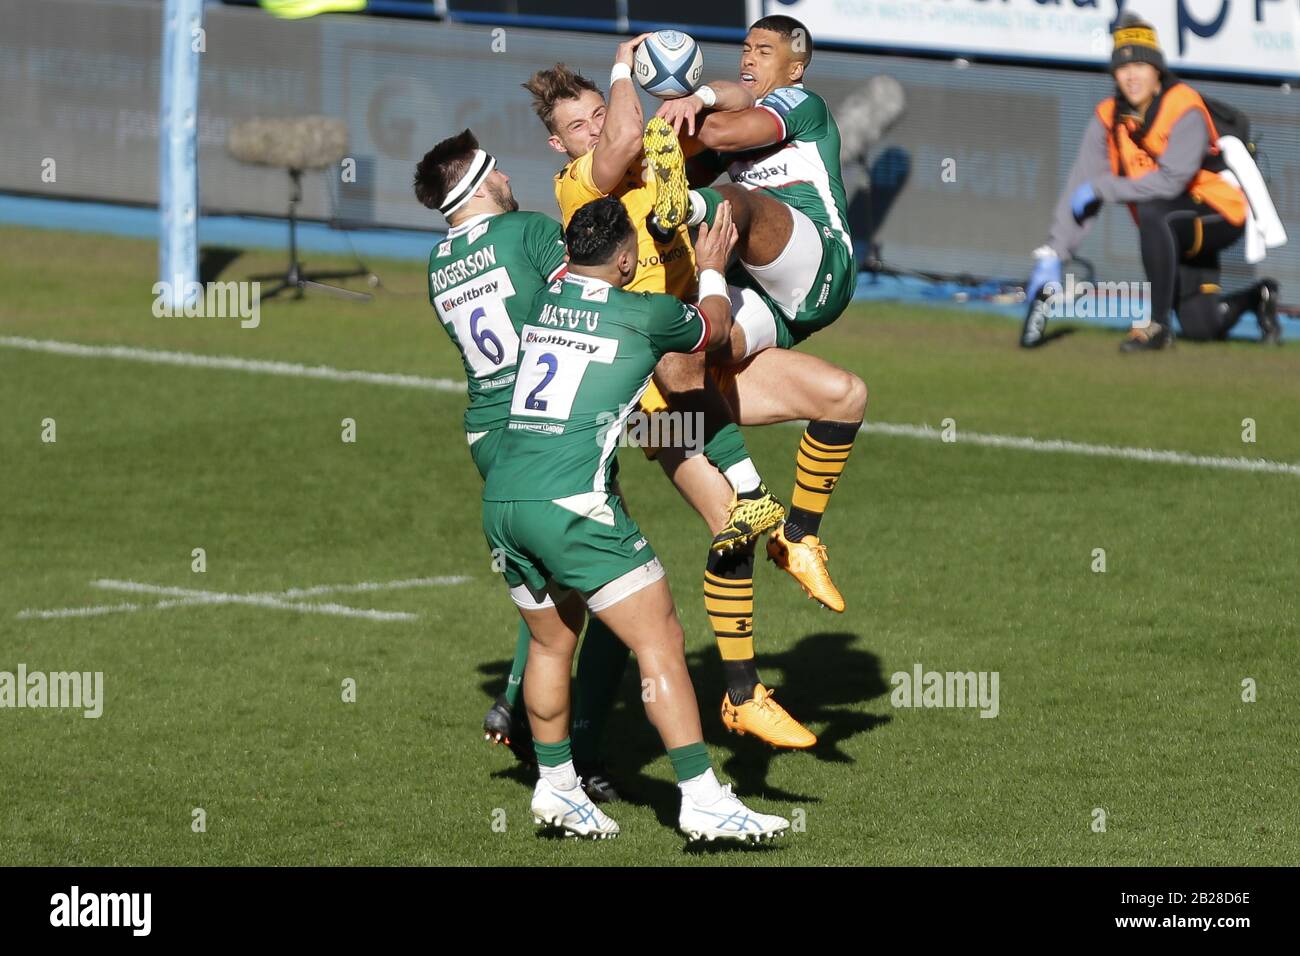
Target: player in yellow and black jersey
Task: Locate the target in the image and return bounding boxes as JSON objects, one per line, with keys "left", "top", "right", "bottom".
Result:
{"left": 516, "top": 47, "right": 816, "bottom": 751}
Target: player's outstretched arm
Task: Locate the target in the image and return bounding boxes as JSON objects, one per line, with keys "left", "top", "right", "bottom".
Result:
{"left": 701, "top": 80, "right": 756, "bottom": 112}
{"left": 655, "top": 80, "right": 755, "bottom": 137}
{"left": 692, "top": 200, "right": 738, "bottom": 351}
{"left": 693, "top": 103, "right": 784, "bottom": 153}
{"left": 591, "top": 33, "right": 653, "bottom": 194}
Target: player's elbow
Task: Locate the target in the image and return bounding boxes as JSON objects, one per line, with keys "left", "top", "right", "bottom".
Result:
{"left": 705, "top": 317, "right": 733, "bottom": 352}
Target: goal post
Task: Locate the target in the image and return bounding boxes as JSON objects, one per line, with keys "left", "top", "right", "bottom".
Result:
{"left": 158, "top": 0, "right": 204, "bottom": 310}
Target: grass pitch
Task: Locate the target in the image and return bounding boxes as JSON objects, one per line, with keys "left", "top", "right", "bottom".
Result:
{"left": 1, "top": 226, "right": 1297, "bottom": 866}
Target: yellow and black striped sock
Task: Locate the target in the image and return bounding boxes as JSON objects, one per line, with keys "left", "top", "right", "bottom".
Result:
{"left": 786, "top": 419, "right": 862, "bottom": 542}
{"left": 705, "top": 547, "right": 760, "bottom": 704}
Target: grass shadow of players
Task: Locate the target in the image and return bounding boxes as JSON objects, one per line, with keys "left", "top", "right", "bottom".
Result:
{"left": 601, "top": 631, "right": 892, "bottom": 830}
{"left": 476, "top": 658, "right": 511, "bottom": 700}
{"left": 198, "top": 247, "right": 244, "bottom": 284}
{"left": 477, "top": 631, "right": 890, "bottom": 839}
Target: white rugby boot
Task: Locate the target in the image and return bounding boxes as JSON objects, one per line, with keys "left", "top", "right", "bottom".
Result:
{"left": 531, "top": 776, "right": 620, "bottom": 840}
{"left": 679, "top": 783, "right": 789, "bottom": 843}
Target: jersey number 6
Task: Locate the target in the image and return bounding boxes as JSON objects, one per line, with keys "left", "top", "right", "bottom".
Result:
{"left": 469, "top": 307, "right": 505, "bottom": 366}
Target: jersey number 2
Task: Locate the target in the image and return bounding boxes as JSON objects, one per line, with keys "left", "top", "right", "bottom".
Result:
{"left": 511, "top": 328, "right": 618, "bottom": 421}
{"left": 524, "top": 353, "right": 557, "bottom": 411}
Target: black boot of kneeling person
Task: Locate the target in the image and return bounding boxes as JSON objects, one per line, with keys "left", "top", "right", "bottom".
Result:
{"left": 1120, "top": 321, "right": 1174, "bottom": 352}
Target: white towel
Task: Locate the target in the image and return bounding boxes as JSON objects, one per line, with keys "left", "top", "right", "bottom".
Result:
{"left": 1217, "top": 135, "right": 1287, "bottom": 265}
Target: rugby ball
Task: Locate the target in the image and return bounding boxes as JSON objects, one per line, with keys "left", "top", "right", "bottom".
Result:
{"left": 634, "top": 31, "right": 704, "bottom": 99}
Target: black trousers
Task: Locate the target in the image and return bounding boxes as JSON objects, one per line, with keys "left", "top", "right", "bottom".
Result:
{"left": 1134, "top": 194, "right": 1244, "bottom": 340}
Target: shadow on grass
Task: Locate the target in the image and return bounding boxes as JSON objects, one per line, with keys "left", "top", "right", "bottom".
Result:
{"left": 680, "top": 835, "right": 786, "bottom": 856}
{"left": 476, "top": 629, "right": 892, "bottom": 837}
{"left": 198, "top": 246, "right": 244, "bottom": 284}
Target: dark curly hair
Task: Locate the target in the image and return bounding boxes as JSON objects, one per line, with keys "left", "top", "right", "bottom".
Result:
{"left": 565, "top": 196, "right": 634, "bottom": 266}
{"left": 413, "top": 128, "right": 478, "bottom": 210}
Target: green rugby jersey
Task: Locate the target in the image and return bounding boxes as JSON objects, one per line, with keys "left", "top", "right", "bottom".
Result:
{"left": 726, "top": 85, "right": 852, "bottom": 254}
{"left": 482, "top": 272, "right": 709, "bottom": 502}
{"left": 428, "top": 211, "right": 568, "bottom": 434}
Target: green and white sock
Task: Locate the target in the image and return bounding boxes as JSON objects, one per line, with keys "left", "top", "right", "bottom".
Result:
{"left": 503, "top": 620, "right": 530, "bottom": 708}
{"left": 687, "top": 190, "right": 707, "bottom": 227}
{"left": 723, "top": 458, "right": 761, "bottom": 496}
{"left": 687, "top": 188, "right": 719, "bottom": 228}
{"left": 535, "top": 738, "right": 578, "bottom": 790}
{"left": 668, "top": 741, "right": 717, "bottom": 800}
{"left": 678, "top": 767, "right": 725, "bottom": 805}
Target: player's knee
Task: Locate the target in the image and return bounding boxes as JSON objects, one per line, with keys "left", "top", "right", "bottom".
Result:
{"left": 846, "top": 374, "right": 868, "bottom": 419}
{"left": 825, "top": 369, "right": 868, "bottom": 420}
{"left": 526, "top": 696, "right": 566, "bottom": 725}
{"left": 627, "top": 625, "right": 686, "bottom": 668}
{"left": 655, "top": 352, "right": 704, "bottom": 395}
{"left": 651, "top": 617, "right": 687, "bottom": 655}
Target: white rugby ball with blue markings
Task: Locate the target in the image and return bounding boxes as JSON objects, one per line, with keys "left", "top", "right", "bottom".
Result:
{"left": 634, "top": 31, "right": 704, "bottom": 99}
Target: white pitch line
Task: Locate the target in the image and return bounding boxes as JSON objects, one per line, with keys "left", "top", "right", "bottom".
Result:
{"left": 89, "top": 579, "right": 417, "bottom": 622}
{"left": 17, "top": 602, "right": 148, "bottom": 620}
{"left": 0, "top": 336, "right": 462, "bottom": 393}
{"left": 857, "top": 421, "right": 1300, "bottom": 477}
{"left": 6, "top": 336, "right": 1297, "bottom": 478}
{"left": 15, "top": 597, "right": 212, "bottom": 620}
{"left": 276, "top": 576, "right": 470, "bottom": 598}
{"left": 17, "top": 573, "right": 470, "bottom": 623}
{"left": 90, "top": 576, "right": 467, "bottom": 599}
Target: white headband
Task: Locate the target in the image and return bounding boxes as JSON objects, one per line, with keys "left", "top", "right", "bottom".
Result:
{"left": 440, "top": 149, "right": 496, "bottom": 217}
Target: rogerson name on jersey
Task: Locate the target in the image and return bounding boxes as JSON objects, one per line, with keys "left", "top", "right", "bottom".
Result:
{"left": 430, "top": 245, "right": 498, "bottom": 293}
{"left": 537, "top": 302, "right": 600, "bottom": 332}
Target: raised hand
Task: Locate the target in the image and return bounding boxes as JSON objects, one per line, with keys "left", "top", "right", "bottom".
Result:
{"left": 656, "top": 94, "right": 706, "bottom": 137}
{"left": 694, "top": 200, "right": 736, "bottom": 275}
{"left": 615, "top": 32, "right": 654, "bottom": 70}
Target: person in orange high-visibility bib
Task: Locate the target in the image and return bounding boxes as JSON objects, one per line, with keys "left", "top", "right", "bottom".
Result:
{"left": 1028, "top": 14, "right": 1281, "bottom": 351}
